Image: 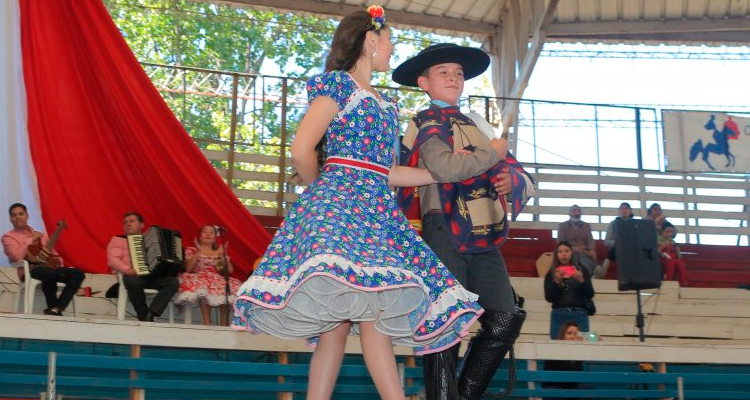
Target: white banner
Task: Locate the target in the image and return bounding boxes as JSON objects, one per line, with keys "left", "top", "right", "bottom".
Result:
{"left": 663, "top": 110, "right": 750, "bottom": 173}
{"left": 1, "top": 0, "right": 43, "bottom": 237}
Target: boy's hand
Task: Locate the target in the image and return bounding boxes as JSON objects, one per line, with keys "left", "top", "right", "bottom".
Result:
{"left": 489, "top": 138, "right": 508, "bottom": 160}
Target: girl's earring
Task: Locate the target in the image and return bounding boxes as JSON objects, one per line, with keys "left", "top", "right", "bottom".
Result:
{"left": 373, "top": 50, "right": 378, "bottom": 58}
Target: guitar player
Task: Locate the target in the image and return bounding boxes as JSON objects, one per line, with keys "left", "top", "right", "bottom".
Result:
{"left": 2, "top": 203, "right": 84, "bottom": 316}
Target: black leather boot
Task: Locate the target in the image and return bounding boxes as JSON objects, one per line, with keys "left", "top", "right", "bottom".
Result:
{"left": 457, "top": 308, "right": 526, "bottom": 400}
{"left": 423, "top": 344, "right": 460, "bottom": 400}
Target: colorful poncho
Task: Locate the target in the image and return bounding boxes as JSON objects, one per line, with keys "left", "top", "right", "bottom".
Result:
{"left": 397, "top": 105, "right": 534, "bottom": 253}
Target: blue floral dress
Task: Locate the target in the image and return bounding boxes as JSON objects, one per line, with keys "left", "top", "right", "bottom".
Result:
{"left": 232, "top": 70, "right": 482, "bottom": 354}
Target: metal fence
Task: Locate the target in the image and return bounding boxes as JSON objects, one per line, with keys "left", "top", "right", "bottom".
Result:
{"left": 143, "top": 63, "right": 749, "bottom": 246}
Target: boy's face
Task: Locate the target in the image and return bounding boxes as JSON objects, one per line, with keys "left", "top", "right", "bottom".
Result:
{"left": 416, "top": 62, "right": 464, "bottom": 105}
{"left": 662, "top": 227, "right": 675, "bottom": 239}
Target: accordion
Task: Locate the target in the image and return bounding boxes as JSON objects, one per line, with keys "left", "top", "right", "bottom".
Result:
{"left": 127, "top": 226, "right": 183, "bottom": 277}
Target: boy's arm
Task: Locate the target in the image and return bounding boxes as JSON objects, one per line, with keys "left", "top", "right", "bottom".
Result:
{"left": 419, "top": 136, "right": 501, "bottom": 182}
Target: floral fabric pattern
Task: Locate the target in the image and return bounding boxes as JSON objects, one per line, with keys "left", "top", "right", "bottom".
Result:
{"left": 174, "top": 247, "right": 241, "bottom": 307}
{"left": 232, "top": 70, "right": 482, "bottom": 354}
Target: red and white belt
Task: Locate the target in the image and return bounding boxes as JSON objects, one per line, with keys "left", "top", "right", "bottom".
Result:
{"left": 325, "top": 157, "right": 390, "bottom": 178}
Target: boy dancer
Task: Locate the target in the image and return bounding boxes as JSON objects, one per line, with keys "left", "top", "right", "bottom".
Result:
{"left": 394, "top": 43, "right": 535, "bottom": 400}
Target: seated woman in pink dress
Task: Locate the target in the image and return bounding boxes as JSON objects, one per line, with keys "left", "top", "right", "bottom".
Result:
{"left": 174, "top": 225, "right": 241, "bottom": 325}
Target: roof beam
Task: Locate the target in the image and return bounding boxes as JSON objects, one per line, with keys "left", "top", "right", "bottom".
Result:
{"left": 500, "top": 0, "right": 560, "bottom": 134}
{"left": 212, "top": 0, "right": 499, "bottom": 35}
{"left": 548, "top": 18, "right": 750, "bottom": 36}
{"left": 550, "top": 32, "right": 750, "bottom": 44}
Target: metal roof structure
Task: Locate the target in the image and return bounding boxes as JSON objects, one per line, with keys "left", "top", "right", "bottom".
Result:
{"left": 212, "top": 0, "right": 750, "bottom": 135}
{"left": 219, "top": 0, "right": 750, "bottom": 44}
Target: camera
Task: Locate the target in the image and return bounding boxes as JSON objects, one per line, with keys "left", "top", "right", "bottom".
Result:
{"left": 578, "top": 331, "right": 598, "bottom": 341}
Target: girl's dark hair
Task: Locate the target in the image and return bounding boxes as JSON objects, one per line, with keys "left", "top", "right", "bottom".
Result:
{"left": 647, "top": 203, "right": 661, "bottom": 215}
{"left": 548, "top": 240, "right": 574, "bottom": 274}
{"left": 325, "top": 11, "right": 385, "bottom": 72}
{"left": 557, "top": 321, "right": 580, "bottom": 340}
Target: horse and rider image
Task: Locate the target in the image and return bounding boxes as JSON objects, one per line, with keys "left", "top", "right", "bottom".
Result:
{"left": 689, "top": 114, "right": 740, "bottom": 170}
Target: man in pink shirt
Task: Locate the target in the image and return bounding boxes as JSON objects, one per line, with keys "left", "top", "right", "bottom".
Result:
{"left": 2, "top": 203, "right": 84, "bottom": 316}
{"left": 107, "top": 212, "right": 178, "bottom": 322}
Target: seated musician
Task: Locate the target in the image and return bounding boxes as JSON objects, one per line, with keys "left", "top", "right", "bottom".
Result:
{"left": 2, "top": 203, "right": 84, "bottom": 316}
{"left": 106, "top": 212, "right": 178, "bottom": 322}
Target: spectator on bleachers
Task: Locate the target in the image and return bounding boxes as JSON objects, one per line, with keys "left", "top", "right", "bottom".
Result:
{"left": 600, "top": 202, "right": 634, "bottom": 278}
{"left": 646, "top": 203, "right": 670, "bottom": 234}
{"left": 544, "top": 241, "right": 595, "bottom": 339}
{"left": 658, "top": 223, "right": 689, "bottom": 287}
{"left": 543, "top": 321, "right": 584, "bottom": 400}
{"left": 557, "top": 205, "right": 597, "bottom": 275}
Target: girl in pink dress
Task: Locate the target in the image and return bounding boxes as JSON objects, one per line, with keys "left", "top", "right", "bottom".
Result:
{"left": 175, "top": 225, "right": 241, "bottom": 325}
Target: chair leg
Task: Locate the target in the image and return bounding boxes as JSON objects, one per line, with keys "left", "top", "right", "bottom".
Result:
{"left": 117, "top": 282, "right": 128, "bottom": 320}
{"left": 25, "top": 280, "right": 40, "bottom": 314}
{"left": 70, "top": 295, "right": 78, "bottom": 318}
{"left": 168, "top": 303, "right": 174, "bottom": 324}
{"left": 14, "top": 287, "right": 23, "bottom": 314}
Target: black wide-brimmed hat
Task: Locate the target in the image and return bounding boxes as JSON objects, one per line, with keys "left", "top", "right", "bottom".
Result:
{"left": 392, "top": 43, "right": 490, "bottom": 87}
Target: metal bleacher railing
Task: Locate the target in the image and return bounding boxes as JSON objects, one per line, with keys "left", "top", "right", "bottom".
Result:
{"left": 2, "top": 345, "right": 750, "bottom": 400}
{"left": 143, "top": 63, "right": 750, "bottom": 246}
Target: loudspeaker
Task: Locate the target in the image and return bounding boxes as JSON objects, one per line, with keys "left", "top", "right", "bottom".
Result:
{"left": 615, "top": 218, "right": 662, "bottom": 291}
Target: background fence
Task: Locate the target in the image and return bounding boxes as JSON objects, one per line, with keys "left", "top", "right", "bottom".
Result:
{"left": 144, "top": 63, "right": 750, "bottom": 246}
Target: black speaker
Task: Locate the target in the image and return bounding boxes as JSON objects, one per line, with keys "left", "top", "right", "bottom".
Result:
{"left": 615, "top": 219, "right": 662, "bottom": 291}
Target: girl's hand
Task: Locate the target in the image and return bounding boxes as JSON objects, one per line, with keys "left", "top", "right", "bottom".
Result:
{"left": 454, "top": 148, "right": 473, "bottom": 155}
{"left": 573, "top": 270, "right": 584, "bottom": 283}
{"left": 553, "top": 268, "right": 565, "bottom": 284}
{"left": 492, "top": 167, "right": 511, "bottom": 195}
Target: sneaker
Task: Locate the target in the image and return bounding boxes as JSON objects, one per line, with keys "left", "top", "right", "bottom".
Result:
{"left": 43, "top": 308, "right": 62, "bottom": 316}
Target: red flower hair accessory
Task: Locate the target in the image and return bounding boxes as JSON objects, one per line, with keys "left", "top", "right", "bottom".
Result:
{"left": 367, "top": 5, "right": 386, "bottom": 31}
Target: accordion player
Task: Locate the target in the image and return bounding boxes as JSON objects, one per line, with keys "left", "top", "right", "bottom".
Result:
{"left": 127, "top": 226, "right": 183, "bottom": 277}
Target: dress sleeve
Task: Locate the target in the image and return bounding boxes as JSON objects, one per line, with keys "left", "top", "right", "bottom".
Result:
{"left": 184, "top": 247, "right": 198, "bottom": 260}
{"left": 306, "top": 71, "right": 347, "bottom": 109}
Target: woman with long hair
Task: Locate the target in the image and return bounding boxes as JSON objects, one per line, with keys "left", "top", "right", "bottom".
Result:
{"left": 544, "top": 241, "right": 595, "bottom": 339}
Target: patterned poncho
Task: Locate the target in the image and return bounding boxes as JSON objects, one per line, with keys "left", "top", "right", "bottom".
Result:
{"left": 397, "top": 105, "right": 534, "bottom": 253}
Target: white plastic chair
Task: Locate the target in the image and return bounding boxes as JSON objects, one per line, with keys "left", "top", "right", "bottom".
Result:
{"left": 20, "top": 260, "right": 78, "bottom": 316}
{"left": 116, "top": 272, "right": 174, "bottom": 322}
{"left": 0, "top": 261, "right": 24, "bottom": 313}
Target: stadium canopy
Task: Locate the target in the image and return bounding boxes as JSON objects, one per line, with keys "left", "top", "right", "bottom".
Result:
{"left": 208, "top": 0, "right": 750, "bottom": 133}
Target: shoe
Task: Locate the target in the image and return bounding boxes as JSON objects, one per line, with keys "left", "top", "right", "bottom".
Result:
{"left": 43, "top": 308, "right": 62, "bottom": 316}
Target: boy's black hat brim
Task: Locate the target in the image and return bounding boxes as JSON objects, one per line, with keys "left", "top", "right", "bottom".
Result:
{"left": 392, "top": 43, "right": 490, "bottom": 87}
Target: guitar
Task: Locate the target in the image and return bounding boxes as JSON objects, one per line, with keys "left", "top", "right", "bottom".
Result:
{"left": 27, "top": 220, "right": 67, "bottom": 268}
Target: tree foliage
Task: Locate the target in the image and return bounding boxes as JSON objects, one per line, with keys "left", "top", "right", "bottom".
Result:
{"left": 103, "top": 0, "right": 481, "bottom": 210}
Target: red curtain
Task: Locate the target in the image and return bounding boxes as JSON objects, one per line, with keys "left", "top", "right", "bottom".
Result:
{"left": 19, "top": 0, "right": 271, "bottom": 278}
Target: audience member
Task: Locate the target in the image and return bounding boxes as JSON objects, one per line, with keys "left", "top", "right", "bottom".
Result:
{"left": 557, "top": 205, "right": 597, "bottom": 275}
{"left": 543, "top": 321, "right": 584, "bottom": 400}
{"left": 600, "top": 202, "right": 634, "bottom": 278}
{"left": 646, "top": 203, "right": 670, "bottom": 234}
{"left": 2, "top": 203, "right": 84, "bottom": 316}
{"left": 174, "top": 225, "right": 241, "bottom": 325}
{"left": 544, "top": 241, "right": 595, "bottom": 338}
{"left": 106, "top": 212, "right": 178, "bottom": 322}
{"left": 658, "top": 223, "right": 689, "bottom": 287}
